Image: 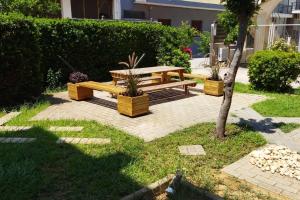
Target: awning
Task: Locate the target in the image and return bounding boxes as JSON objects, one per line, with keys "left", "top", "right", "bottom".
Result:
{"left": 134, "top": 0, "right": 225, "bottom": 11}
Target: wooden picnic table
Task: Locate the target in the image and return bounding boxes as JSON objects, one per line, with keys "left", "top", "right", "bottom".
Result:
{"left": 109, "top": 66, "right": 185, "bottom": 86}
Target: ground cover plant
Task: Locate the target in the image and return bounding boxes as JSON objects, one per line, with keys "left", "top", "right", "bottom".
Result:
{"left": 234, "top": 82, "right": 300, "bottom": 117}
{"left": 0, "top": 100, "right": 266, "bottom": 200}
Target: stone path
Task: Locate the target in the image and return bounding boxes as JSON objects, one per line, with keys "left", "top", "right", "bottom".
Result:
{"left": 0, "top": 137, "right": 36, "bottom": 143}
{"left": 179, "top": 145, "right": 206, "bottom": 156}
{"left": 49, "top": 126, "right": 83, "bottom": 132}
{"left": 0, "top": 126, "right": 32, "bottom": 131}
{"left": 56, "top": 137, "right": 111, "bottom": 145}
{"left": 31, "top": 90, "right": 265, "bottom": 142}
{"left": 232, "top": 108, "right": 300, "bottom": 152}
{"left": 223, "top": 153, "right": 300, "bottom": 200}
{"left": 0, "top": 112, "right": 20, "bottom": 125}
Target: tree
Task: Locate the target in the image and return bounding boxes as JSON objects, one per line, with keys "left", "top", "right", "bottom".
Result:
{"left": 0, "top": 0, "right": 60, "bottom": 17}
{"left": 216, "top": 0, "right": 261, "bottom": 138}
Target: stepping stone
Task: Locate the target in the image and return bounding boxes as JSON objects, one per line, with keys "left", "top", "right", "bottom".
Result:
{"left": 56, "top": 137, "right": 111, "bottom": 145}
{"left": 0, "top": 112, "right": 21, "bottom": 126}
{"left": 0, "top": 126, "right": 32, "bottom": 131}
{"left": 0, "top": 137, "right": 36, "bottom": 143}
{"left": 49, "top": 126, "right": 83, "bottom": 132}
{"left": 179, "top": 145, "right": 206, "bottom": 156}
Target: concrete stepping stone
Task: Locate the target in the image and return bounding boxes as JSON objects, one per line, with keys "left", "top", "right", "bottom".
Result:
{"left": 49, "top": 126, "right": 83, "bottom": 132}
{"left": 56, "top": 137, "right": 111, "bottom": 145}
{"left": 0, "top": 112, "right": 21, "bottom": 125}
{"left": 179, "top": 145, "right": 206, "bottom": 156}
{"left": 0, "top": 126, "right": 32, "bottom": 131}
{"left": 0, "top": 137, "right": 36, "bottom": 143}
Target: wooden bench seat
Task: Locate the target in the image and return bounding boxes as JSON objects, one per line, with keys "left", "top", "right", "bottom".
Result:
{"left": 167, "top": 72, "right": 207, "bottom": 81}
{"left": 140, "top": 80, "right": 197, "bottom": 95}
{"left": 77, "top": 81, "right": 126, "bottom": 95}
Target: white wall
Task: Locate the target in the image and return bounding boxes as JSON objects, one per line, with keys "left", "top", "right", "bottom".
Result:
{"left": 61, "top": 0, "right": 72, "bottom": 18}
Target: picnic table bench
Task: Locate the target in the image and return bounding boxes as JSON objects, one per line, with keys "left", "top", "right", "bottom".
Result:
{"left": 68, "top": 66, "right": 197, "bottom": 101}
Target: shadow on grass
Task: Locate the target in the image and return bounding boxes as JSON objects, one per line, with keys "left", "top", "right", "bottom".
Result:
{"left": 0, "top": 127, "right": 141, "bottom": 200}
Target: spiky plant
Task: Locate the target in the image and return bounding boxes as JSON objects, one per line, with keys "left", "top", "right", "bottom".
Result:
{"left": 119, "top": 52, "right": 145, "bottom": 97}
{"left": 203, "top": 51, "right": 228, "bottom": 81}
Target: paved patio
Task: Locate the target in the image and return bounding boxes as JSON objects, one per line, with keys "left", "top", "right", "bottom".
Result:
{"left": 31, "top": 88, "right": 265, "bottom": 142}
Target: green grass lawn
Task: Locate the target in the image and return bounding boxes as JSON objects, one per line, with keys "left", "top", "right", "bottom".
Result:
{"left": 235, "top": 83, "right": 300, "bottom": 117}
{"left": 0, "top": 100, "right": 266, "bottom": 200}
{"left": 274, "top": 123, "right": 300, "bottom": 133}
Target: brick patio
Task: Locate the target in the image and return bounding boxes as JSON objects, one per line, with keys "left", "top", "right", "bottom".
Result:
{"left": 31, "top": 88, "right": 265, "bottom": 142}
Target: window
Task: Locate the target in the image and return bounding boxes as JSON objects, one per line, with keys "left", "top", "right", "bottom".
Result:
{"left": 71, "top": 0, "right": 113, "bottom": 19}
{"left": 191, "top": 20, "right": 203, "bottom": 32}
{"left": 123, "top": 10, "right": 146, "bottom": 19}
{"left": 158, "top": 19, "right": 172, "bottom": 26}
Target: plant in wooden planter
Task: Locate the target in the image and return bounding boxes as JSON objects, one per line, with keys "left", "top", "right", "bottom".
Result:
{"left": 203, "top": 55, "right": 225, "bottom": 96}
{"left": 117, "top": 52, "right": 149, "bottom": 117}
{"left": 67, "top": 72, "right": 92, "bottom": 100}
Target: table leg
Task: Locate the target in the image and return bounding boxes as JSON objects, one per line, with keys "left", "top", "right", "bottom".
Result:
{"left": 161, "top": 72, "right": 168, "bottom": 83}
{"left": 112, "top": 77, "right": 118, "bottom": 86}
{"left": 178, "top": 70, "right": 185, "bottom": 81}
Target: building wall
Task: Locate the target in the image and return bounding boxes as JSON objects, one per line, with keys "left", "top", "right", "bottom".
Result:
{"left": 120, "top": 0, "right": 221, "bottom": 32}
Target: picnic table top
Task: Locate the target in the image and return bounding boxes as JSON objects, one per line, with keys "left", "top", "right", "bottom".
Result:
{"left": 109, "top": 66, "right": 185, "bottom": 76}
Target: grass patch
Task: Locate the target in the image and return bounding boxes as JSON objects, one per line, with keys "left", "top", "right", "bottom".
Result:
{"left": 234, "top": 83, "right": 300, "bottom": 117}
{"left": 0, "top": 101, "right": 266, "bottom": 199}
{"left": 275, "top": 123, "right": 300, "bottom": 133}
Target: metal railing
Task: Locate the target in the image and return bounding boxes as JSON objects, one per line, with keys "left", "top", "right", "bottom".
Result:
{"left": 292, "top": 2, "right": 300, "bottom": 11}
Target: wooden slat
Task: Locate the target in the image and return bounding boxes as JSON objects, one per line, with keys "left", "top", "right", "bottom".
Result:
{"left": 140, "top": 80, "right": 196, "bottom": 93}
{"left": 77, "top": 81, "right": 125, "bottom": 94}
{"left": 117, "top": 75, "right": 162, "bottom": 84}
{"left": 110, "top": 66, "right": 184, "bottom": 76}
{"left": 167, "top": 72, "right": 207, "bottom": 80}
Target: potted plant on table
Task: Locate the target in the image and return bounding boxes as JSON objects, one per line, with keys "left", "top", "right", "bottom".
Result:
{"left": 67, "top": 71, "right": 91, "bottom": 100}
{"left": 117, "top": 52, "right": 149, "bottom": 117}
{"left": 203, "top": 56, "right": 225, "bottom": 96}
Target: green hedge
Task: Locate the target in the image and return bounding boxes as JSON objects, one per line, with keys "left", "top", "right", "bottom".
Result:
{"left": 248, "top": 50, "right": 300, "bottom": 92}
{"left": 0, "top": 14, "right": 43, "bottom": 106}
{"left": 0, "top": 14, "right": 194, "bottom": 106}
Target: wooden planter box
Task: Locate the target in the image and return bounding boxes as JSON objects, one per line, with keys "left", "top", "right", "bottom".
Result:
{"left": 204, "top": 79, "right": 224, "bottom": 96}
{"left": 117, "top": 94, "right": 149, "bottom": 117}
{"left": 67, "top": 83, "right": 93, "bottom": 101}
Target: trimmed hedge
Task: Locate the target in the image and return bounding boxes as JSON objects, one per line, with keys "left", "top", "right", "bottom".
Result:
{"left": 248, "top": 50, "right": 300, "bottom": 92}
{"left": 0, "top": 14, "right": 194, "bottom": 106}
{"left": 0, "top": 14, "right": 43, "bottom": 106}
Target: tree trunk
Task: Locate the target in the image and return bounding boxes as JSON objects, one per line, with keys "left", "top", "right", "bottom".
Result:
{"left": 215, "top": 15, "right": 249, "bottom": 138}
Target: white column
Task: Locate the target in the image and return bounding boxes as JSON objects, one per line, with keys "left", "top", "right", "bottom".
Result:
{"left": 113, "top": 0, "right": 121, "bottom": 19}
{"left": 61, "top": 0, "right": 72, "bottom": 18}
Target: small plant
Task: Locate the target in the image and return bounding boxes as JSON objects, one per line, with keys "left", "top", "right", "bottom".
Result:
{"left": 269, "top": 38, "right": 296, "bottom": 52}
{"left": 204, "top": 53, "right": 227, "bottom": 81}
{"left": 69, "top": 72, "right": 89, "bottom": 84}
{"left": 119, "top": 52, "right": 145, "bottom": 97}
{"left": 46, "top": 68, "right": 63, "bottom": 89}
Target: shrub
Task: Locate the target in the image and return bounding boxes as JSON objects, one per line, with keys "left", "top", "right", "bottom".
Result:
{"left": 36, "top": 18, "right": 194, "bottom": 82}
{"left": 0, "top": 14, "right": 43, "bottom": 106}
{"left": 248, "top": 50, "right": 300, "bottom": 92}
{"left": 161, "top": 49, "right": 192, "bottom": 73}
{"left": 0, "top": 14, "right": 194, "bottom": 105}
{"left": 269, "top": 38, "right": 296, "bottom": 52}
{"left": 46, "top": 68, "right": 63, "bottom": 89}
{"left": 196, "top": 31, "right": 211, "bottom": 54}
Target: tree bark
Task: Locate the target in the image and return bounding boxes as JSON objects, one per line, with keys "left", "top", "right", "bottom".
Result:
{"left": 215, "top": 15, "right": 250, "bottom": 138}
